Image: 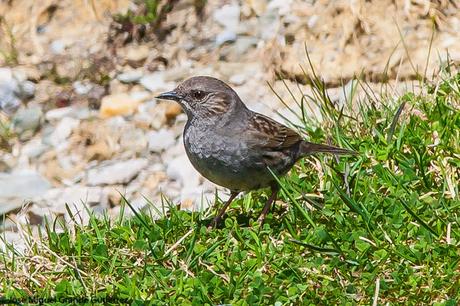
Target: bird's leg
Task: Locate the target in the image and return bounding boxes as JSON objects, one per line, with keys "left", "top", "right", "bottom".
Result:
{"left": 209, "top": 191, "right": 239, "bottom": 228}
{"left": 257, "top": 185, "right": 280, "bottom": 225}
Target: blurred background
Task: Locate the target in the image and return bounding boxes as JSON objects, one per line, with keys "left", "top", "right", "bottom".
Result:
{"left": 0, "top": 0, "right": 459, "bottom": 228}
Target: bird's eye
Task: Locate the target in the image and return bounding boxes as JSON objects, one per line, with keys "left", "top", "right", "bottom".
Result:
{"left": 192, "top": 90, "right": 206, "bottom": 101}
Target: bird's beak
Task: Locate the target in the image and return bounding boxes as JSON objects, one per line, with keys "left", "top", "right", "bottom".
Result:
{"left": 156, "top": 91, "right": 182, "bottom": 101}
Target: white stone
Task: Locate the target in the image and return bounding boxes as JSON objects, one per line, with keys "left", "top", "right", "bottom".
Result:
{"left": 87, "top": 159, "right": 149, "bottom": 186}
{"left": 216, "top": 30, "right": 237, "bottom": 46}
{"left": 50, "top": 39, "right": 67, "bottom": 54}
{"left": 0, "top": 170, "right": 51, "bottom": 215}
{"left": 117, "top": 70, "right": 143, "bottom": 83}
{"left": 35, "top": 186, "right": 108, "bottom": 214}
{"left": 213, "top": 4, "right": 240, "bottom": 32}
{"left": 140, "top": 72, "right": 175, "bottom": 93}
{"left": 0, "top": 67, "right": 20, "bottom": 114}
{"left": 148, "top": 128, "right": 176, "bottom": 152}
{"left": 45, "top": 106, "right": 75, "bottom": 121}
{"left": 48, "top": 117, "right": 80, "bottom": 147}
{"left": 166, "top": 155, "right": 200, "bottom": 189}
{"left": 73, "top": 81, "right": 93, "bottom": 95}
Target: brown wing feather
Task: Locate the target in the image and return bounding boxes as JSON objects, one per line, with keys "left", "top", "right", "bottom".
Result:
{"left": 247, "top": 113, "right": 302, "bottom": 151}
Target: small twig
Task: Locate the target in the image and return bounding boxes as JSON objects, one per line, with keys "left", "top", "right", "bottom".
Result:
{"left": 372, "top": 278, "right": 380, "bottom": 306}
{"left": 27, "top": 233, "right": 88, "bottom": 277}
{"left": 164, "top": 228, "right": 193, "bottom": 256}
{"left": 199, "top": 258, "right": 229, "bottom": 283}
{"left": 179, "top": 260, "right": 195, "bottom": 278}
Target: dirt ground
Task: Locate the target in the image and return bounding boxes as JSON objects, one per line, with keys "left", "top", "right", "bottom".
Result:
{"left": 1, "top": 0, "right": 459, "bottom": 84}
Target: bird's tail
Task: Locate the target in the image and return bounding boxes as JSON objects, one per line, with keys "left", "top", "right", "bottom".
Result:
{"left": 299, "top": 141, "right": 357, "bottom": 157}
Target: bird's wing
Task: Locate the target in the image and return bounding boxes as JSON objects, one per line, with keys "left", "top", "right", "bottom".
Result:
{"left": 246, "top": 113, "right": 302, "bottom": 151}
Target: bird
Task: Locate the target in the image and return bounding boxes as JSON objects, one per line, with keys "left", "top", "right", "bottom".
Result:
{"left": 157, "top": 76, "right": 355, "bottom": 227}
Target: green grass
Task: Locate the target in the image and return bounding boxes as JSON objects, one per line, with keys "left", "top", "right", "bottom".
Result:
{"left": 1, "top": 67, "right": 460, "bottom": 304}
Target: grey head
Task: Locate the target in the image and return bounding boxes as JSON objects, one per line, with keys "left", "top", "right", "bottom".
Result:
{"left": 156, "top": 76, "right": 246, "bottom": 119}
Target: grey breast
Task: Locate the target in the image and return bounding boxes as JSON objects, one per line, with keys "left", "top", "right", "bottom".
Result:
{"left": 183, "top": 119, "right": 274, "bottom": 191}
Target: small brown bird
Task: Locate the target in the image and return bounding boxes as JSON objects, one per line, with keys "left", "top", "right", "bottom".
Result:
{"left": 157, "top": 76, "right": 355, "bottom": 227}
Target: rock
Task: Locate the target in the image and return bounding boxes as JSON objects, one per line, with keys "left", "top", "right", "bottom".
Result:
{"left": 0, "top": 170, "right": 51, "bottom": 216}
{"left": 36, "top": 186, "right": 108, "bottom": 213}
{"left": 45, "top": 106, "right": 75, "bottom": 121}
{"left": 233, "top": 36, "right": 258, "bottom": 55}
{"left": 12, "top": 106, "right": 43, "bottom": 137}
{"left": 140, "top": 72, "right": 175, "bottom": 93}
{"left": 119, "top": 127, "right": 147, "bottom": 154}
{"left": 166, "top": 155, "right": 200, "bottom": 189}
{"left": 229, "top": 73, "right": 247, "bottom": 85}
{"left": 117, "top": 70, "right": 143, "bottom": 83}
{"left": 133, "top": 100, "right": 158, "bottom": 128}
{"left": 163, "top": 66, "right": 191, "bottom": 82}
{"left": 0, "top": 68, "right": 21, "bottom": 114}
{"left": 213, "top": 4, "right": 240, "bottom": 32}
{"left": 124, "top": 45, "right": 150, "bottom": 63}
{"left": 130, "top": 91, "right": 151, "bottom": 101}
{"left": 148, "top": 128, "right": 176, "bottom": 153}
{"left": 248, "top": 0, "right": 267, "bottom": 16}
{"left": 307, "top": 15, "right": 319, "bottom": 29}
{"left": 87, "top": 158, "right": 148, "bottom": 186}
{"left": 87, "top": 84, "right": 106, "bottom": 109}
{"left": 99, "top": 93, "right": 144, "bottom": 118}
{"left": 50, "top": 39, "right": 67, "bottom": 54}
{"left": 21, "top": 138, "right": 49, "bottom": 159}
{"left": 0, "top": 231, "right": 26, "bottom": 254}
{"left": 0, "top": 84, "right": 20, "bottom": 115}
{"left": 15, "top": 80, "right": 36, "bottom": 100}
{"left": 179, "top": 187, "right": 215, "bottom": 211}
{"left": 86, "top": 141, "right": 112, "bottom": 161}
{"left": 165, "top": 103, "right": 182, "bottom": 121}
{"left": 32, "top": 186, "right": 108, "bottom": 225}
{"left": 47, "top": 117, "right": 80, "bottom": 148}
{"left": 73, "top": 81, "right": 93, "bottom": 95}
{"left": 216, "top": 30, "right": 237, "bottom": 46}
{"left": 258, "top": 9, "right": 280, "bottom": 40}
{"left": 267, "top": 0, "right": 292, "bottom": 15}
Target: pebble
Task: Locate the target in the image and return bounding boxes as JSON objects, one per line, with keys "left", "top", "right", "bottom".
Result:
{"left": 87, "top": 158, "right": 148, "bottom": 186}
{"left": 267, "top": 0, "right": 292, "bottom": 15}
{"left": 99, "top": 93, "right": 144, "bottom": 118}
{"left": 35, "top": 186, "right": 108, "bottom": 215}
{"left": 0, "top": 231, "right": 26, "bottom": 254}
{"left": 12, "top": 106, "right": 43, "bottom": 136}
{"left": 47, "top": 117, "right": 80, "bottom": 148}
{"left": 50, "top": 39, "right": 67, "bottom": 54}
{"left": 117, "top": 70, "right": 144, "bottom": 83}
{"left": 73, "top": 81, "right": 93, "bottom": 95}
{"left": 119, "top": 127, "right": 147, "bottom": 154}
{"left": 216, "top": 30, "right": 238, "bottom": 46}
{"left": 163, "top": 66, "right": 191, "bottom": 82}
{"left": 15, "top": 80, "right": 36, "bottom": 99}
{"left": 166, "top": 155, "right": 200, "bottom": 189}
{"left": 229, "top": 73, "right": 247, "bottom": 85}
{"left": 213, "top": 4, "right": 240, "bottom": 32}
{"left": 165, "top": 103, "right": 182, "bottom": 121}
{"left": 233, "top": 36, "right": 258, "bottom": 55}
{"left": 0, "top": 67, "right": 21, "bottom": 114}
{"left": 45, "top": 106, "right": 75, "bottom": 121}
{"left": 148, "top": 128, "right": 176, "bottom": 153}
{"left": 140, "top": 72, "right": 175, "bottom": 93}
{"left": 21, "top": 138, "right": 49, "bottom": 159}
{"left": 0, "top": 170, "right": 51, "bottom": 216}
{"left": 0, "top": 84, "right": 20, "bottom": 114}
{"left": 124, "top": 45, "right": 150, "bottom": 62}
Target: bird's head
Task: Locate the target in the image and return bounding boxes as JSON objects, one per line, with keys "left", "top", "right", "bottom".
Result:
{"left": 156, "top": 76, "right": 243, "bottom": 119}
